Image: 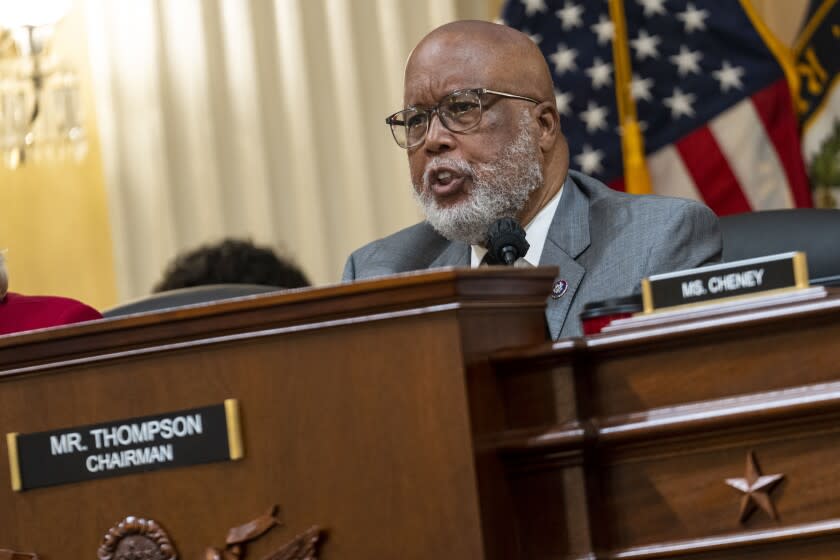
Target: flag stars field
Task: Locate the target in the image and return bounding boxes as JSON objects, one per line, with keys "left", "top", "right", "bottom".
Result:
{"left": 637, "top": 0, "right": 667, "bottom": 18}
{"left": 591, "top": 15, "right": 615, "bottom": 45}
{"left": 713, "top": 61, "right": 745, "bottom": 92}
{"left": 631, "top": 74, "right": 654, "bottom": 102}
{"left": 550, "top": 44, "right": 578, "bottom": 74}
{"left": 670, "top": 46, "right": 703, "bottom": 76}
{"left": 575, "top": 145, "right": 606, "bottom": 175}
{"left": 555, "top": 90, "right": 573, "bottom": 115}
{"left": 581, "top": 101, "right": 609, "bottom": 132}
{"left": 556, "top": 1, "right": 585, "bottom": 30}
{"left": 677, "top": 3, "right": 709, "bottom": 33}
{"left": 631, "top": 30, "right": 661, "bottom": 60}
{"left": 586, "top": 57, "right": 613, "bottom": 89}
{"left": 664, "top": 88, "right": 696, "bottom": 118}
{"left": 522, "top": 0, "right": 547, "bottom": 17}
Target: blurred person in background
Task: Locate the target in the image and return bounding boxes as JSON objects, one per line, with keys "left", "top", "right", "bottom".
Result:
{"left": 154, "top": 238, "right": 310, "bottom": 292}
{"left": 0, "top": 252, "right": 102, "bottom": 335}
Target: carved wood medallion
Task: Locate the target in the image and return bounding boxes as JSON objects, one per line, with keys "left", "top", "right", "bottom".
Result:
{"left": 97, "top": 516, "right": 177, "bottom": 560}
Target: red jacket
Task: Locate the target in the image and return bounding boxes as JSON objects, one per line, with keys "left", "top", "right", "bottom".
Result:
{"left": 0, "top": 292, "right": 103, "bottom": 335}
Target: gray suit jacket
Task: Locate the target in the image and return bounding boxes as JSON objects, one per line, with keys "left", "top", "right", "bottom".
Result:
{"left": 343, "top": 170, "right": 722, "bottom": 338}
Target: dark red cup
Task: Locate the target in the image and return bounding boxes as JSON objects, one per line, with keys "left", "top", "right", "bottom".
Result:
{"left": 579, "top": 295, "right": 643, "bottom": 335}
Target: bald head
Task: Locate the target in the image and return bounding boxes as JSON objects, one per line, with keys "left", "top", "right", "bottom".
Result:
{"left": 405, "top": 20, "right": 555, "bottom": 105}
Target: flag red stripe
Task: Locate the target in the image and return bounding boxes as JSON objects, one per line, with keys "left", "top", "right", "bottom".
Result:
{"left": 675, "top": 126, "right": 752, "bottom": 215}
{"left": 751, "top": 79, "right": 814, "bottom": 208}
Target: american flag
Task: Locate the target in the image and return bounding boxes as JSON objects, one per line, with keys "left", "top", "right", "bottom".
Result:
{"left": 502, "top": 0, "right": 813, "bottom": 214}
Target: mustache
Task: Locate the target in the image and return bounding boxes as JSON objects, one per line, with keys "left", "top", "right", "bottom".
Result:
{"left": 422, "top": 157, "right": 474, "bottom": 188}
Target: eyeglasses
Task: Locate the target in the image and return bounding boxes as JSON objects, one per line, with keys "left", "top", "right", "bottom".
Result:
{"left": 385, "top": 88, "right": 540, "bottom": 149}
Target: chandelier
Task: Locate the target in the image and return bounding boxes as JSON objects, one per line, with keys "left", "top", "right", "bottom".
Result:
{"left": 0, "top": 0, "right": 86, "bottom": 170}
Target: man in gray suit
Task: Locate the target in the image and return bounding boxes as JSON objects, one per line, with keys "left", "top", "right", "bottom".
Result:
{"left": 343, "top": 20, "right": 721, "bottom": 339}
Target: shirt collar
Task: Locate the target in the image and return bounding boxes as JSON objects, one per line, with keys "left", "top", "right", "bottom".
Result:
{"left": 471, "top": 182, "right": 564, "bottom": 267}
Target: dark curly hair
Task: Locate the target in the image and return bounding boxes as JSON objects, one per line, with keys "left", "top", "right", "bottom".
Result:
{"left": 154, "top": 239, "right": 310, "bottom": 292}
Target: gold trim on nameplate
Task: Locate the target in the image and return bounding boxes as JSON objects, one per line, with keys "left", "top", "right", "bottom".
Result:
{"left": 793, "top": 252, "right": 810, "bottom": 288}
{"left": 634, "top": 285, "right": 806, "bottom": 316}
{"left": 6, "top": 432, "right": 21, "bottom": 491}
{"left": 640, "top": 252, "right": 809, "bottom": 314}
{"left": 641, "top": 278, "right": 654, "bottom": 313}
{"left": 225, "top": 399, "right": 244, "bottom": 460}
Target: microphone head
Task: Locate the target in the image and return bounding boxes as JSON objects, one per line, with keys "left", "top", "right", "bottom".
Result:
{"left": 485, "top": 217, "right": 529, "bottom": 265}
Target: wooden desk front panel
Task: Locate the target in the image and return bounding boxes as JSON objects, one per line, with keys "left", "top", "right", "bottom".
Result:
{"left": 494, "top": 294, "right": 840, "bottom": 559}
{"left": 584, "top": 305, "right": 840, "bottom": 418}
{"left": 598, "top": 413, "right": 840, "bottom": 557}
{"left": 0, "top": 312, "right": 484, "bottom": 559}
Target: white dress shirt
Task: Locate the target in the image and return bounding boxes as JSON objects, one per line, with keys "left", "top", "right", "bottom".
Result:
{"left": 471, "top": 185, "right": 564, "bottom": 267}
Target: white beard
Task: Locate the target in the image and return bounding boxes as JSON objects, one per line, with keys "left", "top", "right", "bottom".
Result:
{"left": 412, "top": 113, "right": 543, "bottom": 245}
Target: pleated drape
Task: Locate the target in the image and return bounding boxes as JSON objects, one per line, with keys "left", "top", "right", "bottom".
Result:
{"left": 84, "top": 0, "right": 487, "bottom": 299}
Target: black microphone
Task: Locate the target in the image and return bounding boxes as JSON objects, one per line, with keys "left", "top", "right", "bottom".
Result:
{"left": 485, "top": 218, "right": 529, "bottom": 266}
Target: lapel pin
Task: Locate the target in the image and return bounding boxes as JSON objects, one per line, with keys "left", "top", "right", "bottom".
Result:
{"left": 551, "top": 279, "right": 569, "bottom": 299}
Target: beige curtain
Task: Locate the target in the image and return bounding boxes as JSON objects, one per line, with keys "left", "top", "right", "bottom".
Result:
{"left": 84, "top": 0, "right": 488, "bottom": 300}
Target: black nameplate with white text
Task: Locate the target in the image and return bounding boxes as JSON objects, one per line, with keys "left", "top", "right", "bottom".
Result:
{"left": 641, "top": 252, "right": 809, "bottom": 312}
{"left": 6, "top": 399, "right": 243, "bottom": 491}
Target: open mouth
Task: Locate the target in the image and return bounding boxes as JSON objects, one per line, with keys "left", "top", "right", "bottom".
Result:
{"left": 426, "top": 166, "right": 469, "bottom": 197}
{"left": 435, "top": 169, "right": 457, "bottom": 186}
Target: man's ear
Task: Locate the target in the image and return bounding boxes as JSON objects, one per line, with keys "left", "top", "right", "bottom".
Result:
{"left": 534, "top": 102, "right": 560, "bottom": 153}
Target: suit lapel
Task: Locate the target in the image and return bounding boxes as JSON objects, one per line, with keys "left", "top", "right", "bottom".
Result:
{"left": 429, "top": 238, "right": 470, "bottom": 268}
{"left": 421, "top": 174, "right": 591, "bottom": 337}
{"left": 541, "top": 176, "right": 591, "bottom": 339}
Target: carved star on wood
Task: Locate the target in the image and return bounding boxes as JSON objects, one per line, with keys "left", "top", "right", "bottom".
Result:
{"left": 725, "top": 451, "right": 784, "bottom": 524}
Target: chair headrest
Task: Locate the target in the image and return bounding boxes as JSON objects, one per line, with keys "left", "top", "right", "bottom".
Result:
{"left": 102, "top": 284, "right": 283, "bottom": 318}
{"left": 719, "top": 209, "right": 840, "bottom": 285}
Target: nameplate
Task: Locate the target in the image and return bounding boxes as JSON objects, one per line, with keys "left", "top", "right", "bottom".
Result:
{"left": 6, "top": 399, "right": 243, "bottom": 491}
{"left": 641, "top": 252, "right": 809, "bottom": 313}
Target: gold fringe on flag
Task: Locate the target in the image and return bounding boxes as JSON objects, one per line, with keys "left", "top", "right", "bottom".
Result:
{"left": 608, "top": 0, "right": 653, "bottom": 194}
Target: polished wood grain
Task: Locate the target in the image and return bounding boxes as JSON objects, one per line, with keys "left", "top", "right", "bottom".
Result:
{"left": 490, "top": 287, "right": 840, "bottom": 559}
{"left": 4, "top": 271, "right": 839, "bottom": 559}
{"left": 0, "top": 268, "right": 555, "bottom": 560}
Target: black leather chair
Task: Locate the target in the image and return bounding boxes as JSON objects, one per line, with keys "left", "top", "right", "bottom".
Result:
{"left": 102, "top": 284, "right": 283, "bottom": 318}
{"left": 719, "top": 209, "right": 840, "bottom": 286}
